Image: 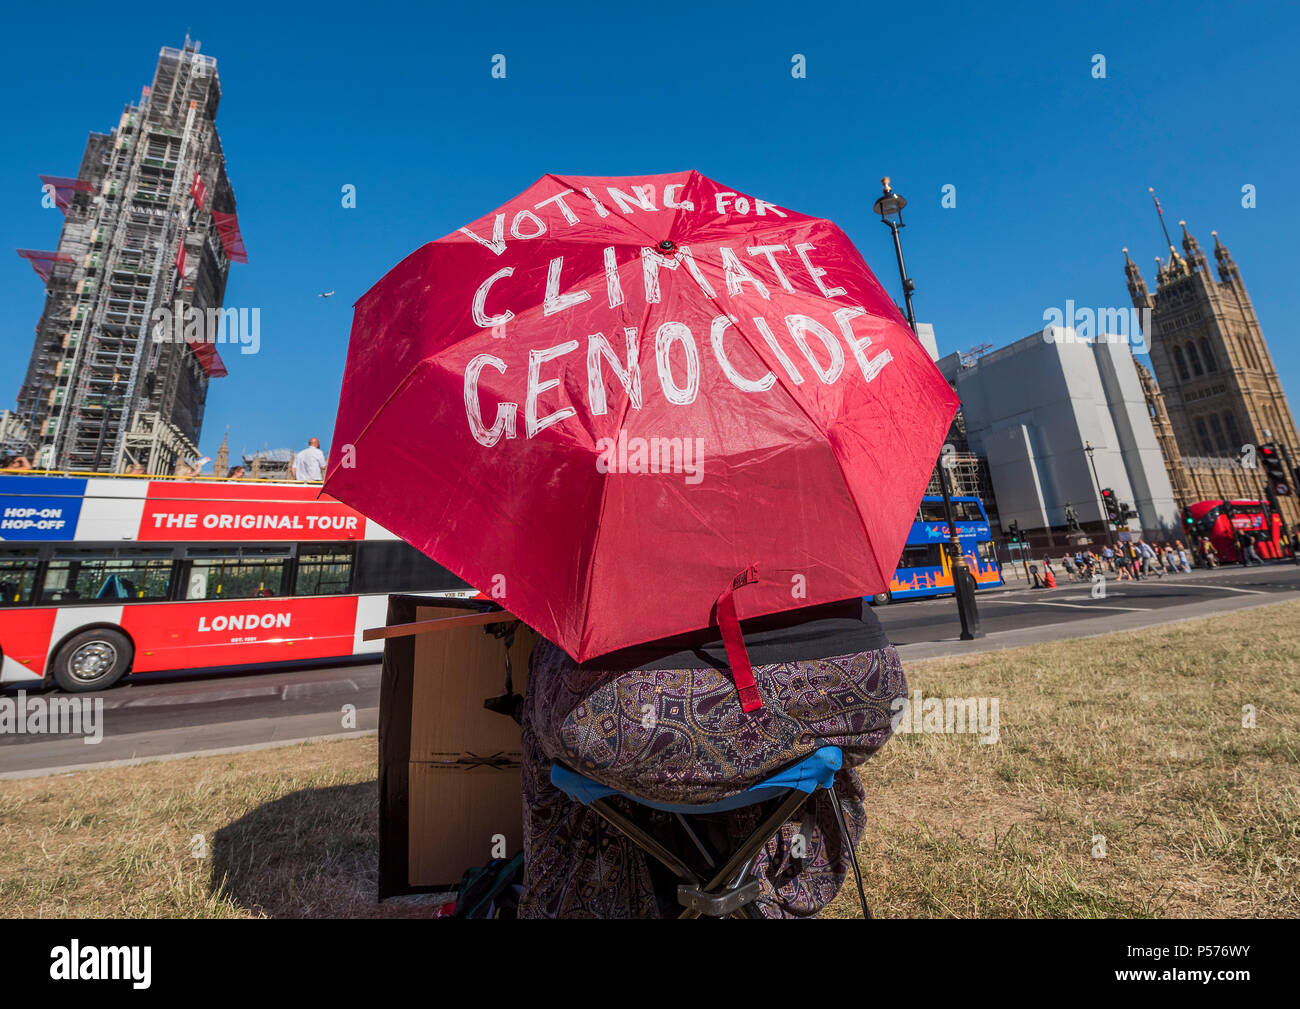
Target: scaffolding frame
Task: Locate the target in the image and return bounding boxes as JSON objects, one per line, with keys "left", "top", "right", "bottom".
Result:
{"left": 120, "top": 411, "right": 199, "bottom": 475}
{"left": 14, "top": 41, "right": 238, "bottom": 474}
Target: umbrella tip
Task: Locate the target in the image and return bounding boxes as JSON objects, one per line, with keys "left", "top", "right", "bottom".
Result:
{"left": 658, "top": 239, "right": 677, "bottom": 252}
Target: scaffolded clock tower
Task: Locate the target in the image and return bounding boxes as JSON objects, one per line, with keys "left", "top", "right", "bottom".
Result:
{"left": 11, "top": 40, "right": 246, "bottom": 474}
{"left": 1124, "top": 221, "right": 1300, "bottom": 528}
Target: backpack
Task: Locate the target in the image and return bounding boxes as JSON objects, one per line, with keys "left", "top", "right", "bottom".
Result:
{"left": 452, "top": 853, "right": 525, "bottom": 919}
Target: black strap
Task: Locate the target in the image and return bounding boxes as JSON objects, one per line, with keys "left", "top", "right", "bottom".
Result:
{"left": 483, "top": 621, "right": 524, "bottom": 721}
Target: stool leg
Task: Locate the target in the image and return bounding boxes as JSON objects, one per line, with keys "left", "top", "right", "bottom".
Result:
{"left": 827, "top": 784, "right": 871, "bottom": 919}
{"left": 588, "top": 798, "right": 700, "bottom": 885}
{"left": 674, "top": 812, "right": 718, "bottom": 869}
{"left": 702, "top": 788, "right": 809, "bottom": 894}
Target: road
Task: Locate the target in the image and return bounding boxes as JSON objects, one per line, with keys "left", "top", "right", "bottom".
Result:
{"left": 2, "top": 561, "right": 1298, "bottom": 777}
{"left": 877, "top": 561, "right": 1300, "bottom": 648}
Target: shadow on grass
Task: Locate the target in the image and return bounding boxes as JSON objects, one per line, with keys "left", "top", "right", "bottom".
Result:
{"left": 209, "top": 781, "right": 398, "bottom": 918}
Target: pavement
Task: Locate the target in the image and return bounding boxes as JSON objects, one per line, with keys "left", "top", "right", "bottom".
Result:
{"left": 3, "top": 561, "right": 1298, "bottom": 778}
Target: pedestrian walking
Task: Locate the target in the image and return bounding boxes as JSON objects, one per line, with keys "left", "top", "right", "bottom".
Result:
{"left": 1127, "top": 541, "right": 1142, "bottom": 580}
{"left": 1245, "top": 532, "right": 1264, "bottom": 566}
{"left": 1137, "top": 539, "right": 1162, "bottom": 578}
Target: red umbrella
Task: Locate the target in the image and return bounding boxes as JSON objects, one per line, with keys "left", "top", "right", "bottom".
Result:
{"left": 326, "top": 171, "right": 958, "bottom": 667}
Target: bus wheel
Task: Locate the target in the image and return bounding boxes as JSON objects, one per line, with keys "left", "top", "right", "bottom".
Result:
{"left": 870, "top": 591, "right": 892, "bottom": 606}
{"left": 50, "top": 629, "right": 133, "bottom": 693}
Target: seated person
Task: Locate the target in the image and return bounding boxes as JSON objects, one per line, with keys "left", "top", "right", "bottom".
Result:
{"left": 518, "top": 596, "right": 906, "bottom": 919}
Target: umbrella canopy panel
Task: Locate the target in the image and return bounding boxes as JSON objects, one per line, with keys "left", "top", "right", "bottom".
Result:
{"left": 327, "top": 171, "right": 958, "bottom": 660}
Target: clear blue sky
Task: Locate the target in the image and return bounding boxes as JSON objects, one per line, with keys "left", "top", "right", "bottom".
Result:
{"left": 3, "top": 0, "right": 1297, "bottom": 464}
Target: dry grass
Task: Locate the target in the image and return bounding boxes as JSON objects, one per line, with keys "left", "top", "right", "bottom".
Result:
{"left": 0, "top": 738, "right": 390, "bottom": 918}
{"left": 828, "top": 600, "right": 1300, "bottom": 918}
{"left": 1, "top": 601, "right": 1297, "bottom": 918}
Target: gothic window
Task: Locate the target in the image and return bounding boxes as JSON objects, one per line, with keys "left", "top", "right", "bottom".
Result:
{"left": 1224, "top": 412, "right": 1242, "bottom": 450}
{"left": 1195, "top": 417, "right": 1213, "bottom": 454}
{"left": 1209, "top": 415, "right": 1228, "bottom": 452}
{"left": 1200, "top": 338, "right": 1218, "bottom": 372}
{"left": 1187, "top": 341, "right": 1205, "bottom": 376}
{"left": 1173, "top": 346, "right": 1190, "bottom": 381}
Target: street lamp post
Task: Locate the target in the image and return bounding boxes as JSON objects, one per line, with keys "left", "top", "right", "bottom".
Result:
{"left": 871, "top": 177, "right": 918, "bottom": 332}
{"left": 874, "top": 177, "right": 981, "bottom": 640}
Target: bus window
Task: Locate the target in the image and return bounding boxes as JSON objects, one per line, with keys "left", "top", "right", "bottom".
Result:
{"left": 0, "top": 550, "right": 41, "bottom": 605}
{"left": 182, "top": 547, "right": 290, "bottom": 600}
{"left": 919, "top": 503, "right": 947, "bottom": 523}
{"left": 294, "top": 544, "right": 354, "bottom": 596}
{"left": 953, "top": 501, "right": 985, "bottom": 522}
{"left": 897, "top": 544, "right": 944, "bottom": 569}
{"left": 354, "top": 541, "right": 471, "bottom": 594}
{"left": 41, "top": 550, "right": 173, "bottom": 604}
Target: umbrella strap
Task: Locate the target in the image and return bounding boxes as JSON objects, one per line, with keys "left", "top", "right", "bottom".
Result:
{"left": 716, "top": 564, "right": 762, "bottom": 713}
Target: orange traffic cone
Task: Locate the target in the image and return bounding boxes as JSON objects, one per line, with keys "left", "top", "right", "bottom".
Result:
{"left": 1043, "top": 569, "right": 1057, "bottom": 589}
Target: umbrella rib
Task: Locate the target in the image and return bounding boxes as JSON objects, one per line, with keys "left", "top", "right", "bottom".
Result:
{"left": 663, "top": 269, "right": 898, "bottom": 588}
{"left": 323, "top": 356, "right": 437, "bottom": 484}
{"left": 689, "top": 282, "right": 831, "bottom": 442}
{"left": 575, "top": 276, "right": 664, "bottom": 659}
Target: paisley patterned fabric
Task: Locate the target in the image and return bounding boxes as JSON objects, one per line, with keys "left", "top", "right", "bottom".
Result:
{"left": 518, "top": 638, "right": 907, "bottom": 918}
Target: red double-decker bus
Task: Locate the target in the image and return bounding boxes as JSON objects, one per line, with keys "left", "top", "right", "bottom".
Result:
{"left": 0, "top": 472, "right": 475, "bottom": 692}
{"left": 1184, "top": 499, "right": 1283, "bottom": 562}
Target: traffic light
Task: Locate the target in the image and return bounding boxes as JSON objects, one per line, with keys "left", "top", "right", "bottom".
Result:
{"left": 1101, "top": 487, "right": 1120, "bottom": 523}
{"left": 1184, "top": 508, "right": 1196, "bottom": 529}
{"left": 1008, "top": 520, "right": 1021, "bottom": 543}
{"left": 1260, "top": 443, "right": 1291, "bottom": 496}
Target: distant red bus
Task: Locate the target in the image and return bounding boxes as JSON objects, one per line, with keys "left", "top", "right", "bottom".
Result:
{"left": 0, "top": 473, "right": 475, "bottom": 691}
{"left": 1184, "top": 499, "right": 1283, "bottom": 562}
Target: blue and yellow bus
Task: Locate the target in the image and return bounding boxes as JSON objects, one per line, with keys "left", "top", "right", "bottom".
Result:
{"left": 871, "top": 495, "right": 1003, "bottom": 604}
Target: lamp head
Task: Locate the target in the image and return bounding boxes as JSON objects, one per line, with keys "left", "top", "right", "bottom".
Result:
{"left": 872, "top": 176, "right": 907, "bottom": 223}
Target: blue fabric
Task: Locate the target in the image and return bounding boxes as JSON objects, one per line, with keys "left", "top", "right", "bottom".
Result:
{"left": 550, "top": 746, "right": 843, "bottom": 814}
